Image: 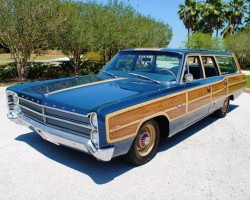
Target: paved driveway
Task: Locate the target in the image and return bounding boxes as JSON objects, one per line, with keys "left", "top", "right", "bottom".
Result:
{"left": 0, "top": 86, "right": 250, "bottom": 200}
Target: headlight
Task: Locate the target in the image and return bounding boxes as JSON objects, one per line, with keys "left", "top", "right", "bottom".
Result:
{"left": 89, "top": 113, "right": 98, "bottom": 129}
{"left": 6, "top": 90, "right": 21, "bottom": 119}
{"left": 91, "top": 130, "right": 99, "bottom": 148}
{"left": 89, "top": 113, "right": 99, "bottom": 148}
{"left": 12, "top": 92, "right": 19, "bottom": 104}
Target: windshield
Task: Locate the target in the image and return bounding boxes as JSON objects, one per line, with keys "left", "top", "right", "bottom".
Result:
{"left": 101, "top": 51, "right": 182, "bottom": 82}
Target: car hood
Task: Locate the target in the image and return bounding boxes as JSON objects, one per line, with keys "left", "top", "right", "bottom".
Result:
{"left": 9, "top": 75, "right": 167, "bottom": 115}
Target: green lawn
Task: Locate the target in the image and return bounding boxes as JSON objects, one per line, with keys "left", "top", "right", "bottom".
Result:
{"left": 246, "top": 75, "right": 250, "bottom": 89}
{"left": 0, "top": 82, "right": 18, "bottom": 87}
{"left": 0, "top": 53, "right": 66, "bottom": 66}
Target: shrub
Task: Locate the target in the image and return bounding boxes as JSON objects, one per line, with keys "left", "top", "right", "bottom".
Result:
{"left": 0, "top": 63, "right": 18, "bottom": 81}
{"left": 0, "top": 61, "right": 104, "bottom": 82}
{"left": 224, "top": 30, "right": 250, "bottom": 70}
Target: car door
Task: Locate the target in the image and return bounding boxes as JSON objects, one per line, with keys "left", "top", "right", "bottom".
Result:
{"left": 182, "top": 54, "right": 211, "bottom": 127}
{"left": 200, "top": 55, "right": 226, "bottom": 113}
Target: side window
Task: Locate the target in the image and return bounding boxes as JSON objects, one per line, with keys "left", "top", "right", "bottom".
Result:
{"left": 201, "top": 56, "right": 219, "bottom": 78}
{"left": 134, "top": 55, "right": 154, "bottom": 71}
{"left": 184, "top": 56, "right": 204, "bottom": 80}
{"left": 216, "top": 56, "right": 238, "bottom": 75}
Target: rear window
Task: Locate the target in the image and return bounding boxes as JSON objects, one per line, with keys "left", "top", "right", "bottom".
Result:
{"left": 216, "top": 56, "right": 238, "bottom": 75}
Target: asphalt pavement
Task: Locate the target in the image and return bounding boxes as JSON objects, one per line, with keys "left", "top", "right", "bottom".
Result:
{"left": 0, "top": 86, "right": 250, "bottom": 200}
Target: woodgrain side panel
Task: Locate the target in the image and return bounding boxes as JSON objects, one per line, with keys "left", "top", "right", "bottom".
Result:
{"left": 212, "top": 87, "right": 227, "bottom": 101}
{"left": 229, "top": 82, "right": 246, "bottom": 94}
{"left": 109, "top": 123, "right": 139, "bottom": 141}
{"left": 188, "top": 96, "right": 210, "bottom": 112}
{"left": 109, "top": 93, "right": 186, "bottom": 130}
{"left": 212, "top": 82, "right": 226, "bottom": 92}
{"left": 228, "top": 74, "right": 246, "bottom": 84}
{"left": 167, "top": 106, "right": 186, "bottom": 119}
{"left": 188, "top": 87, "right": 210, "bottom": 102}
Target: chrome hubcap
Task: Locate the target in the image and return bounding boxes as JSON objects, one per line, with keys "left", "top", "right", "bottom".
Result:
{"left": 136, "top": 123, "right": 156, "bottom": 157}
{"left": 139, "top": 132, "right": 151, "bottom": 148}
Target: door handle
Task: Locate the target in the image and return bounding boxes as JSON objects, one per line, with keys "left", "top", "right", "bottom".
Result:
{"left": 224, "top": 79, "right": 228, "bottom": 85}
{"left": 207, "top": 85, "right": 212, "bottom": 92}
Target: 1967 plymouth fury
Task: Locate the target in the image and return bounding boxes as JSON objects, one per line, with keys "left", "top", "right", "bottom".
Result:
{"left": 6, "top": 49, "right": 246, "bottom": 165}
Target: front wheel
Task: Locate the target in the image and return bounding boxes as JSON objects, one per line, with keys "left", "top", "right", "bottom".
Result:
{"left": 213, "top": 97, "right": 230, "bottom": 118}
{"left": 125, "top": 119, "right": 160, "bottom": 165}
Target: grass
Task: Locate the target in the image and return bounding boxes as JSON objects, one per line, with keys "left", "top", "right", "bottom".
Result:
{"left": 0, "top": 82, "right": 18, "bottom": 87}
{"left": 246, "top": 75, "right": 250, "bottom": 89}
{"left": 0, "top": 53, "right": 66, "bottom": 66}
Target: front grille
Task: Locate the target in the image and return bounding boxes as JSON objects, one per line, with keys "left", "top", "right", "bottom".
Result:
{"left": 19, "top": 98, "right": 92, "bottom": 137}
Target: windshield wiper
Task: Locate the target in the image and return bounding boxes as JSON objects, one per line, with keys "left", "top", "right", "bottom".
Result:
{"left": 101, "top": 70, "right": 117, "bottom": 78}
{"left": 128, "top": 73, "right": 160, "bottom": 85}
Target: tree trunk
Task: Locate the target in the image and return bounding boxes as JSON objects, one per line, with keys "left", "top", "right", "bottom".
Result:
{"left": 71, "top": 49, "right": 82, "bottom": 76}
{"left": 14, "top": 54, "right": 29, "bottom": 82}
{"left": 187, "top": 28, "right": 190, "bottom": 48}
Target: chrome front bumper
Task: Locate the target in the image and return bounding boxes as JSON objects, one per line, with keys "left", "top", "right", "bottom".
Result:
{"left": 7, "top": 113, "right": 114, "bottom": 162}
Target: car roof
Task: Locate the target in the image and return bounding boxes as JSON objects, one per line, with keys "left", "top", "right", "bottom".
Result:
{"left": 122, "top": 48, "right": 232, "bottom": 56}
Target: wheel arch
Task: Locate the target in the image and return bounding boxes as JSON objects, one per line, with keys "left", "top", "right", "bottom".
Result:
{"left": 134, "top": 112, "right": 170, "bottom": 140}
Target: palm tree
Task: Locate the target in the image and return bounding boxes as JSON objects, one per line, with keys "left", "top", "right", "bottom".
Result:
{"left": 244, "top": 0, "right": 250, "bottom": 29}
{"left": 201, "top": 0, "right": 226, "bottom": 36}
{"left": 178, "top": 0, "right": 201, "bottom": 44}
{"left": 222, "top": 0, "right": 247, "bottom": 38}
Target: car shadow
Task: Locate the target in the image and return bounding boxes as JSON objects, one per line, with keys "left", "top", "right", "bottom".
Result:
{"left": 15, "top": 132, "right": 133, "bottom": 185}
{"left": 15, "top": 104, "right": 238, "bottom": 185}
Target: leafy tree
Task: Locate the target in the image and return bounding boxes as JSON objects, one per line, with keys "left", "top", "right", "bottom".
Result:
{"left": 55, "top": 1, "right": 93, "bottom": 75}
{"left": 224, "top": 29, "right": 250, "bottom": 69}
{"left": 183, "top": 32, "right": 224, "bottom": 50}
{"left": 0, "top": 0, "right": 65, "bottom": 81}
{"left": 178, "top": 0, "right": 201, "bottom": 45}
{"left": 132, "top": 15, "right": 172, "bottom": 48}
{"left": 90, "top": 0, "right": 172, "bottom": 63}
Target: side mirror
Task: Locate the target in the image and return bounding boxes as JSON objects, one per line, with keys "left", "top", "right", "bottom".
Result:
{"left": 184, "top": 73, "right": 193, "bottom": 82}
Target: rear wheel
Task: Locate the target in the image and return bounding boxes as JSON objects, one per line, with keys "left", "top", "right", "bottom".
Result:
{"left": 125, "top": 119, "right": 160, "bottom": 165}
{"left": 214, "top": 97, "right": 230, "bottom": 118}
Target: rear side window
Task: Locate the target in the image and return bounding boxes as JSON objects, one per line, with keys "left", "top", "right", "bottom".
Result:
{"left": 216, "top": 56, "right": 238, "bottom": 75}
{"left": 186, "top": 56, "right": 203, "bottom": 79}
{"left": 201, "top": 56, "right": 219, "bottom": 78}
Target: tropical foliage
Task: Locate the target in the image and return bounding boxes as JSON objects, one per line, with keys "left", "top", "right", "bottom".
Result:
{"left": 222, "top": 0, "right": 248, "bottom": 37}
{"left": 178, "top": 0, "right": 249, "bottom": 37}
{"left": 201, "top": 0, "right": 226, "bottom": 36}
{"left": 178, "top": 0, "right": 201, "bottom": 43}
{"left": 179, "top": 0, "right": 250, "bottom": 69}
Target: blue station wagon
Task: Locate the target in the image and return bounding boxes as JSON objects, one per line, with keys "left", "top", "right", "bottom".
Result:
{"left": 6, "top": 49, "right": 246, "bottom": 165}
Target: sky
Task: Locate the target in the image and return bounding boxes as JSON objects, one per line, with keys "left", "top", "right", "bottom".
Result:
{"left": 83, "top": 0, "right": 187, "bottom": 48}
